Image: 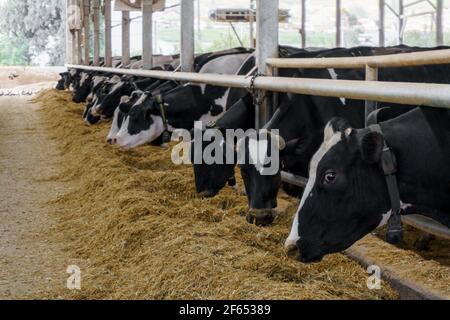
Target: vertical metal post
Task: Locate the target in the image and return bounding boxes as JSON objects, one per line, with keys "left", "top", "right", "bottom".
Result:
{"left": 399, "top": 0, "right": 404, "bottom": 44}
{"left": 122, "top": 10, "right": 131, "bottom": 67}
{"left": 180, "top": 0, "right": 195, "bottom": 72}
{"left": 249, "top": 0, "right": 254, "bottom": 48}
{"left": 83, "top": 0, "right": 91, "bottom": 65}
{"left": 66, "top": 0, "right": 73, "bottom": 64}
{"left": 92, "top": 0, "right": 100, "bottom": 66}
{"left": 104, "top": 0, "right": 112, "bottom": 67}
{"left": 365, "top": 65, "right": 378, "bottom": 125}
{"left": 77, "top": 29, "right": 83, "bottom": 64}
{"left": 142, "top": 0, "right": 153, "bottom": 70}
{"left": 256, "top": 0, "right": 279, "bottom": 129}
{"left": 336, "top": 0, "right": 341, "bottom": 47}
{"left": 436, "top": 0, "right": 443, "bottom": 46}
{"left": 197, "top": 0, "right": 202, "bottom": 41}
{"left": 379, "top": 0, "right": 385, "bottom": 47}
{"left": 301, "top": 0, "right": 306, "bottom": 48}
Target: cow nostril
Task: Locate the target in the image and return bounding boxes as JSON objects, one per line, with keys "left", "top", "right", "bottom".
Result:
{"left": 199, "top": 190, "right": 216, "bottom": 198}
{"left": 107, "top": 138, "right": 112, "bottom": 144}
{"left": 285, "top": 244, "right": 300, "bottom": 260}
{"left": 246, "top": 209, "right": 276, "bottom": 226}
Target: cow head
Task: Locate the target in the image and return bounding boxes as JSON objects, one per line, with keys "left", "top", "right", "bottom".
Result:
{"left": 115, "top": 84, "right": 204, "bottom": 150}
{"left": 56, "top": 72, "right": 68, "bottom": 90}
{"left": 114, "top": 92, "right": 165, "bottom": 149}
{"left": 72, "top": 71, "right": 93, "bottom": 103}
{"left": 191, "top": 129, "right": 236, "bottom": 198}
{"left": 107, "top": 90, "right": 143, "bottom": 145}
{"left": 91, "top": 75, "right": 134, "bottom": 119}
{"left": 284, "top": 117, "right": 391, "bottom": 263}
{"left": 237, "top": 131, "right": 285, "bottom": 226}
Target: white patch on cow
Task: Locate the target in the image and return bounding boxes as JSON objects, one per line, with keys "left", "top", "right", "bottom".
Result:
{"left": 285, "top": 132, "right": 343, "bottom": 249}
{"left": 79, "top": 72, "right": 89, "bottom": 87}
{"left": 107, "top": 75, "right": 121, "bottom": 85}
{"left": 115, "top": 115, "right": 166, "bottom": 150}
{"left": 198, "top": 53, "right": 250, "bottom": 75}
{"left": 327, "top": 68, "right": 346, "bottom": 105}
{"left": 248, "top": 138, "right": 270, "bottom": 175}
{"left": 106, "top": 107, "right": 122, "bottom": 143}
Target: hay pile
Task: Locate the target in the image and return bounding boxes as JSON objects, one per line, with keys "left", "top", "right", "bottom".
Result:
{"left": 35, "top": 89, "right": 398, "bottom": 299}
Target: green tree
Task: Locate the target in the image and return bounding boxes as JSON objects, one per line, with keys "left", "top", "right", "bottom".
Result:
{"left": 0, "top": 0, "right": 66, "bottom": 66}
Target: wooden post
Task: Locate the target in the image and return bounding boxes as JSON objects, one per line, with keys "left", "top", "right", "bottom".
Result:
{"left": 436, "top": 0, "right": 443, "bottom": 46}
{"left": 122, "top": 10, "right": 131, "bottom": 67}
{"left": 256, "top": 0, "right": 279, "bottom": 128}
{"left": 365, "top": 65, "right": 378, "bottom": 125}
{"left": 180, "top": 0, "right": 195, "bottom": 72}
{"left": 301, "top": 0, "right": 306, "bottom": 48}
{"left": 92, "top": 0, "right": 100, "bottom": 66}
{"left": 104, "top": 0, "right": 112, "bottom": 67}
{"left": 142, "top": 0, "right": 153, "bottom": 70}
{"left": 379, "top": 0, "right": 385, "bottom": 47}
{"left": 336, "top": 0, "right": 341, "bottom": 47}
{"left": 83, "top": 0, "right": 91, "bottom": 65}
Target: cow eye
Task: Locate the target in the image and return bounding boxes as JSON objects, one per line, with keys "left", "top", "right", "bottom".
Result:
{"left": 324, "top": 170, "right": 337, "bottom": 184}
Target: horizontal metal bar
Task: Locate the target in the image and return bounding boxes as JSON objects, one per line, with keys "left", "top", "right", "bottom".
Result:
{"left": 404, "top": 0, "right": 428, "bottom": 8}
{"left": 66, "top": 64, "right": 450, "bottom": 109}
{"left": 281, "top": 171, "right": 308, "bottom": 188}
{"left": 266, "top": 49, "right": 450, "bottom": 69}
{"left": 402, "top": 214, "right": 450, "bottom": 240}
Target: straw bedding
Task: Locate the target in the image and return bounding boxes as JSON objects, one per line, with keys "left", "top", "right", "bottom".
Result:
{"left": 35, "top": 89, "right": 401, "bottom": 299}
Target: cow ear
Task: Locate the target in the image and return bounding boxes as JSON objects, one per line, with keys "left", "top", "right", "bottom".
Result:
{"left": 324, "top": 117, "right": 351, "bottom": 142}
{"left": 360, "top": 131, "right": 384, "bottom": 164}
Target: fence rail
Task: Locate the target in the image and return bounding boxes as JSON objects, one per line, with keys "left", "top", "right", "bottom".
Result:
{"left": 66, "top": 64, "right": 450, "bottom": 110}
{"left": 266, "top": 48, "right": 450, "bottom": 69}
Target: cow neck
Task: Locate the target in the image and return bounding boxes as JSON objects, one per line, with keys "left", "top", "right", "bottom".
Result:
{"left": 375, "top": 108, "right": 450, "bottom": 229}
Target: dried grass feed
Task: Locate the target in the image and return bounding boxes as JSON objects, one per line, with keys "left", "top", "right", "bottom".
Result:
{"left": 34, "top": 89, "right": 404, "bottom": 299}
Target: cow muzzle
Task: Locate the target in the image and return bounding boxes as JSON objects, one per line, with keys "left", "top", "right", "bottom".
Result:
{"left": 246, "top": 209, "right": 276, "bottom": 226}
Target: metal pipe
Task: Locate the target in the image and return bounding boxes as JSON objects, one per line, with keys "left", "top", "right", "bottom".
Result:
{"left": 379, "top": 0, "right": 385, "bottom": 47}
{"left": 402, "top": 215, "right": 450, "bottom": 240}
{"left": 301, "top": 0, "right": 306, "bottom": 48}
{"left": 266, "top": 49, "right": 450, "bottom": 69}
{"left": 281, "top": 171, "right": 308, "bottom": 188}
{"left": 92, "top": 0, "right": 100, "bottom": 66}
{"left": 66, "top": 64, "right": 450, "bottom": 110}
{"left": 83, "top": 0, "right": 91, "bottom": 65}
{"left": 336, "top": 0, "right": 341, "bottom": 47}
{"left": 399, "top": 0, "right": 404, "bottom": 44}
{"left": 142, "top": 0, "right": 153, "bottom": 70}
{"left": 122, "top": 11, "right": 131, "bottom": 67}
{"left": 104, "top": 0, "right": 112, "bottom": 67}
{"left": 365, "top": 65, "right": 378, "bottom": 125}
{"left": 181, "top": 0, "right": 195, "bottom": 72}
{"left": 436, "top": 0, "right": 443, "bottom": 46}
{"left": 256, "top": 0, "right": 279, "bottom": 129}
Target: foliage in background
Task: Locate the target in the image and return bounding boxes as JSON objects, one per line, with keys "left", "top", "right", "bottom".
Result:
{"left": 0, "top": 0, "right": 66, "bottom": 66}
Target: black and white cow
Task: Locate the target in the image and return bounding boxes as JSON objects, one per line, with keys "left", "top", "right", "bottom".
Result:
{"left": 237, "top": 45, "right": 450, "bottom": 226}
{"left": 191, "top": 93, "right": 255, "bottom": 198}
{"left": 113, "top": 52, "right": 255, "bottom": 149}
{"left": 284, "top": 108, "right": 450, "bottom": 263}
{"left": 89, "top": 75, "right": 164, "bottom": 121}
{"left": 82, "top": 75, "right": 119, "bottom": 124}
{"left": 106, "top": 80, "right": 179, "bottom": 144}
